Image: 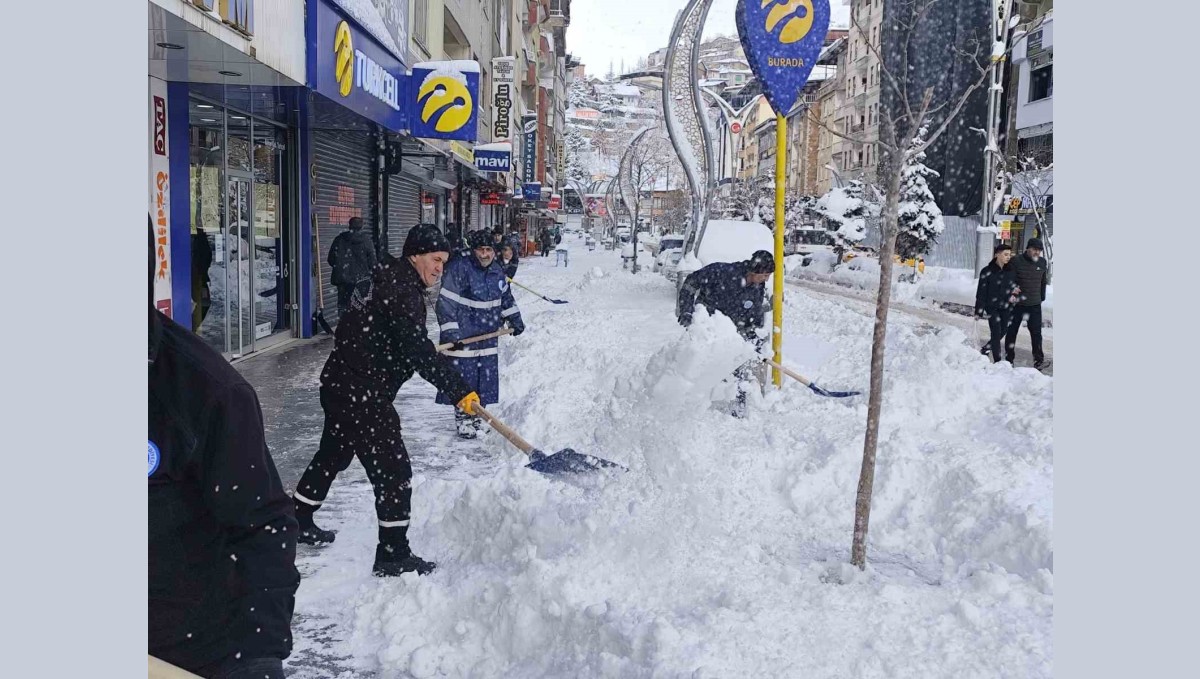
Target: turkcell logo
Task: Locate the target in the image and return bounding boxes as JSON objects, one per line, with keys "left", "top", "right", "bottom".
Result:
{"left": 763, "top": 0, "right": 815, "bottom": 45}
{"left": 355, "top": 50, "right": 400, "bottom": 110}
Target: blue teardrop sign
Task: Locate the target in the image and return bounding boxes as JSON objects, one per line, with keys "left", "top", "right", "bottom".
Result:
{"left": 736, "top": 0, "right": 832, "bottom": 114}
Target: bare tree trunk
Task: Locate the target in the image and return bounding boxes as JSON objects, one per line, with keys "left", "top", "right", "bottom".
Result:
{"left": 850, "top": 163, "right": 903, "bottom": 570}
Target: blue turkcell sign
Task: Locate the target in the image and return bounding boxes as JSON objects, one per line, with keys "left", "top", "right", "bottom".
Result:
{"left": 475, "top": 148, "right": 512, "bottom": 172}
{"left": 736, "top": 0, "right": 832, "bottom": 114}
{"left": 408, "top": 63, "right": 481, "bottom": 142}
{"left": 310, "top": 0, "right": 407, "bottom": 131}
{"left": 522, "top": 183, "right": 541, "bottom": 202}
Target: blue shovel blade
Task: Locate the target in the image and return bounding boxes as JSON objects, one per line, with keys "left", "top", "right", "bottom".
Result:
{"left": 526, "top": 448, "right": 626, "bottom": 475}
{"left": 808, "top": 383, "right": 861, "bottom": 398}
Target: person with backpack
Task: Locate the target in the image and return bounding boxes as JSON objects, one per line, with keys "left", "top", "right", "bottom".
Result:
{"left": 327, "top": 217, "right": 377, "bottom": 319}
{"left": 974, "top": 243, "right": 1020, "bottom": 363}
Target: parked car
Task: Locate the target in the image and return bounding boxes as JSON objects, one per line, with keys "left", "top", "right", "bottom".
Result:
{"left": 660, "top": 248, "right": 685, "bottom": 282}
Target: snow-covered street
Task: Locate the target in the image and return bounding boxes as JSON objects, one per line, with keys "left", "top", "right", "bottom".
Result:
{"left": 237, "top": 230, "right": 1053, "bottom": 678}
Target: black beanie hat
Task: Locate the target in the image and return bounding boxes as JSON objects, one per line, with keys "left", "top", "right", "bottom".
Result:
{"left": 1025, "top": 238, "right": 1043, "bottom": 251}
{"left": 467, "top": 229, "right": 494, "bottom": 250}
{"left": 748, "top": 250, "right": 775, "bottom": 274}
{"left": 403, "top": 223, "right": 451, "bottom": 258}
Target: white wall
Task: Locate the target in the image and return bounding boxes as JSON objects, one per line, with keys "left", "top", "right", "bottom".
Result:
{"left": 251, "top": 0, "right": 305, "bottom": 84}
{"left": 1012, "top": 17, "right": 1053, "bottom": 132}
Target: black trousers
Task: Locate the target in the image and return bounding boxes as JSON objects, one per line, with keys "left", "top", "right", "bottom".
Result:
{"left": 1005, "top": 305, "right": 1044, "bottom": 364}
{"left": 294, "top": 388, "right": 413, "bottom": 542}
{"left": 335, "top": 284, "right": 354, "bottom": 318}
{"left": 983, "top": 312, "right": 1010, "bottom": 363}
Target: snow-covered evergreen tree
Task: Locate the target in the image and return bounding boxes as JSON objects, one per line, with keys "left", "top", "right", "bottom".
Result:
{"left": 894, "top": 127, "right": 945, "bottom": 262}
{"left": 815, "top": 180, "right": 873, "bottom": 261}
{"left": 564, "top": 123, "right": 593, "bottom": 184}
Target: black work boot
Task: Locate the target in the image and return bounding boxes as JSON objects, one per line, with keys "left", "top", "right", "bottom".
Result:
{"left": 293, "top": 498, "right": 336, "bottom": 545}
{"left": 372, "top": 525, "right": 435, "bottom": 576}
{"left": 372, "top": 543, "right": 436, "bottom": 577}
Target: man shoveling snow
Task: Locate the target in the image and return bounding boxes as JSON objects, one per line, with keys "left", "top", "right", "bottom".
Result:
{"left": 676, "top": 250, "right": 774, "bottom": 417}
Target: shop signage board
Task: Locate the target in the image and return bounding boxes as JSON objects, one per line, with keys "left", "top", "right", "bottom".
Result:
{"left": 736, "top": 0, "right": 831, "bottom": 114}
{"left": 491, "top": 56, "right": 515, "bottom": 143}
{"left": 149, "top": 76, "right": 172, "bottom": 317}
{"left": 521, "top": 113, "right": 538, "bottom": 184}
{"left": 311, "top": 0, "right": 407, "bottom": 130}
{"left": 408, "top": 61, "right": 481, "bottom": 142}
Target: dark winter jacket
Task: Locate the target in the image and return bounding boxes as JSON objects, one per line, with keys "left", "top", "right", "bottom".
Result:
{"left": 328, "top": 230, "right": 377, "bottom": 287}
{"left": 501, "top": 256, "right": 518, "bottom": 280}
{"left": 321, "top": 254, "right": 473, "bottom": 404}
{"left": 1011, "top": 252, "right": 1049, "bottom": 307}
{"left": 148, "top": 309, "right": 299, "bottom": 673}
{"left": 677, "top": 261, "right": 768, "bottom": 341}
{"left": 974, "top": 260, "right": 1018, "bottom": 317}
{"left": 191, "top": 232, "right": 213, "bottom": 286}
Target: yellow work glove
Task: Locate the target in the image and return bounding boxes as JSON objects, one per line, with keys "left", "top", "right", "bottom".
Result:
{"left": 457, "top": 392, "right": 481, "bottom": 416}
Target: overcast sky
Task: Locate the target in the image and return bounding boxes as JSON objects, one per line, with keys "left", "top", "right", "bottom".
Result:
{"left": 567, "top": 0, "right": 851, "bottom": 78}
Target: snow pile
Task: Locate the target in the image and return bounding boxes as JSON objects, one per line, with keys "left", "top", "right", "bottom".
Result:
{"left": 292, "top": 240, "right": 1053, "bottom": 677}
{"left": 696, "top": 219, "right": 773, "bottom": 265}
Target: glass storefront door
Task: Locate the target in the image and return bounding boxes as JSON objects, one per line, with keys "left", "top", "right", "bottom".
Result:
{"left": 188, "top": 95, "right": 294, "bottom": 358}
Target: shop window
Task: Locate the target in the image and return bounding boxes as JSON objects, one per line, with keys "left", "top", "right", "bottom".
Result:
{"left": 1030, "top": 63, "right": 1053, "bottom": 101}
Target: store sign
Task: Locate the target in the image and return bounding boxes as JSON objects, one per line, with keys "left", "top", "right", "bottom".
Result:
{"left": 736, "top": 0, "right": 831, "bottom": 113}
{"left": 475, "top": 144, "right": 512, "bottom": 172}
{"left": 491, "top": 56, "right": 515, "bottom": 143}
{"left": 311, "top": 0, "right": 406, "bottom": 130}
{"left": 548, "top": 194, "right": 561, "bottom": 210}
{"left": 481, "top": 192, "right": 507, "bottom": 206}
{"left": 450, "top": 140, "right": 475, "bottom": 164}
{"left": 521, "top": 113, "right": 537, "bottom": 184}
{"left": 148, "top": 77, "right": 172, "bottom": 316}
{"left": 522, "top": 183, "right": 541, "bottom": 202}
{"left": 408, "top": 61, "right": 481, "bottom": 142}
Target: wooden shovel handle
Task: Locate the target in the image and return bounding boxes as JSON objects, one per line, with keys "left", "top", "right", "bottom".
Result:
{"left": 436, "top": 327, "right": 513, "bottom": 352}
{"left": 763, "top": 358, "right": 812, "bottom": 387}
{"left": 473, "top": 404, "right": 536, "bottom": 457}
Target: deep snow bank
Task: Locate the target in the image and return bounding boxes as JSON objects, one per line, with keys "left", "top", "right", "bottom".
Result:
{"left": 299, "top": 241, "right": 1053, "bottom": 677}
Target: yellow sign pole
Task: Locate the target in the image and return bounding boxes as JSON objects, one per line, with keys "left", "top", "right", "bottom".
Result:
{"left": 772, "top": 112, "right": 786, "bottom": 388}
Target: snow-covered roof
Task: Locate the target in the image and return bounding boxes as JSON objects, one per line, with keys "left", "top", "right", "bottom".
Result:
{"left": 413, "top": 60, "right": 481, "bottom": 73}
{"left": 474, "top": 141, "right": 512, "bottom": 152}
{"left": 611, "top": 84, "right": 641, "bottom": 97}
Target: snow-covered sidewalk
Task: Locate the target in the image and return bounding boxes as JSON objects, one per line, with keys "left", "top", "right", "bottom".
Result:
{"left": 251, "top": 233, "right": 1052, "bottom": 677}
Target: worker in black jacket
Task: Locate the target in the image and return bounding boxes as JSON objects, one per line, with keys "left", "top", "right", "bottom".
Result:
{"left": 1005, "top": 237, "right": 1050, "bottom": 368}
{"left": 148, "top": 218, "right": 299, "bottom": 679}
{"left": 974, "top": 243, "right": 1020, "bottom": 363}
{"left": 292, "top": 224, "right": 480, "bottom": 577}
{"left": 677, "top": 250, "right": 774, "bottom": 417}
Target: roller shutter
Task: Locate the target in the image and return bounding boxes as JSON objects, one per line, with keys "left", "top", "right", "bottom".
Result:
{"left": 388, "top": 174, "right": 422, "bottom": 257}
{"left": 313, "top": 130, "right": 373, "bottom": 325}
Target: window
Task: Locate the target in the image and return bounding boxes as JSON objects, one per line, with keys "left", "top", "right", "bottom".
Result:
{"left": 414, "top": 0, "right": 428, "bottom": 50}
{"left": 1030, "top": 61, "right": 1053, "bottom": 101}
{"left": 495, "top": 0, "right": 510, "bottom": 55}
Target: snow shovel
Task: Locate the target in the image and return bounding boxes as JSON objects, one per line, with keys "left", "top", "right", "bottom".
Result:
{"left": 435, "top": 327, "right": 513, "bottom": 353}
{"left": 507, "top": 278, "right": 569, "bottom": 304}
{"left": 473, "top": 404, "right": 625, "bottom": 474}
{"left": 763, "top": 359, "right": 861, "bottom": 398}
{"left": 310, "top": 213, "right": 334, "bottom": 335}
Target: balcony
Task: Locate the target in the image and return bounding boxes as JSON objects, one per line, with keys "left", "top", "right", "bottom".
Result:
{"left": 547, "top": 0, "right": 570, "bottom": 27}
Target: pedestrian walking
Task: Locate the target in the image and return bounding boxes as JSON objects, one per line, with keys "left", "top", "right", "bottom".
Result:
{"left": 1005, "top": 237, "right": 1050, "bottom": 369}
{"left": 327, "top": 217, "right": 377, "bottom": 319}
{"left": 190, "top": 227, "right": 214, "bottom": 332}
{"left": 292, "top": 224, "right": 481, "bottom": 577}
{"left": 540, "top": 226, "right": 555, "bottom": 257}
{"left": 974, "top": 243, "right": 1020, "bottom": 363}
{"left": 677, "top": 250, "right": 774, "bottom": 418}
{"left": 500, "top": 243, "right": 519, "bottom": 280}
{"left": 149, "top": 218, "right": 299, "bottom": 679}
{"left": 436, "top": 230, "right": 525, "bottom": 438}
